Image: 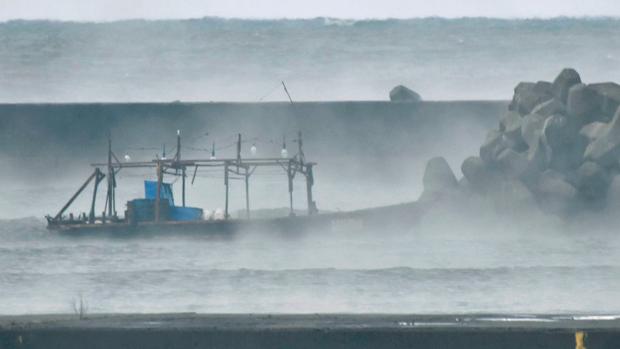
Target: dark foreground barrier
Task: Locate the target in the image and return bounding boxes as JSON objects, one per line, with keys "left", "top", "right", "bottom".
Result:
{"left": 1, "top": 314, "right": 619, "bottom": 349}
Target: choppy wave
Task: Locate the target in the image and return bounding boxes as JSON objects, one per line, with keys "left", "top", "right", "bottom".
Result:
{"left": 1, "top": 17, "right": 619, "bottom": 102}
{"left": 1, "top": 210, "right": 620, "bottom": 314}
{"left": 0, "top": 217, "right": 48, "bottom": 241}
{"left": 1, "top": 265, "right": 619, "bottom": 314}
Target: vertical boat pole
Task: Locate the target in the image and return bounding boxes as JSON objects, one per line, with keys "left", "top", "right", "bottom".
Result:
{"left": 224, "top": 161, "right": 229, "bottom": 219}
{"left": 182, "top": 168, "right": 186, "bottom": 207}
{"left": 106, "top": 133, "right": 114, "bottom": 220}
{"left": 155, "top": 161, "right": 162, "bottom": 222}
{"left": 306, "top": 164, "right": 314, "bottom": 215}
{"left": 177, "top": 130, "right": 185, "bottom": 207}
{"left": 297, "top": 130, "right": 304, "bottom": 164}
{"left": 245, "top": 166, "right": 250, "bottom": 219}
{"left": 297, "top": 130, "right": 314, "bottom": 215}
{"left": 236, "top": 133, "right": 241, "bottom": 170}
{"left": 288, "top": 160, "right": 294, "bottom": 216}
{"left": 89, "top": 168, "right": 102, "bottom": 223}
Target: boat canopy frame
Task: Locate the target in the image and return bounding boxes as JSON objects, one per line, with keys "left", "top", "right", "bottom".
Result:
{"left": 46, "top": 130, "right": 317, "bottom": 226}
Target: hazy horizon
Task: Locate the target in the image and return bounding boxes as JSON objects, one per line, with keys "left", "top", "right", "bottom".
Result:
{"left": 3, "top": 15, "right": 620, "bottom": 24}
{"left": 1, "top": 0, "right": 620, "bottom": 21}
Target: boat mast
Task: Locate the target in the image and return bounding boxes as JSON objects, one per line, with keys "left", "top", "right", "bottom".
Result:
{"left": 155, "top": 160, "right": 163, "bottom": 222}
{"left": 224, "top": 161, "right": 229, "bottom": 219}
{"left": 245, "top": 166, "right": 250, "bottom": 219}
{"left": 177, "top": 130, "right": 185, "bottom": 207}
{"left": 106, "top": 132, "right": 114, "bottom": 219}
{"left": 297, "top": 131, "right": 315, "bottom": 215}
{"left": 236, "top": 133, "right": 251, "bottom": 219}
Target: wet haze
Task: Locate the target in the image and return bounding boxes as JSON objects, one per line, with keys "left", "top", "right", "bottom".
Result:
{"left": 1, "top": 0, "right": 620, "bottom": 20}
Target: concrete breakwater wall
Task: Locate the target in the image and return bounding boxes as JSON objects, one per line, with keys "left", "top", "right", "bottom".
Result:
{"left": 0, "top": 100, "right": 506, "bottom": 175}
{"left": 0, "top": 100, "right": 506, "bottom": 216}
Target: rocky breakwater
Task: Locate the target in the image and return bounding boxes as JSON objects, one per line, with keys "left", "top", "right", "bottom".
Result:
{"left": 421, "top": 68, "right": 620, "bottom": 217}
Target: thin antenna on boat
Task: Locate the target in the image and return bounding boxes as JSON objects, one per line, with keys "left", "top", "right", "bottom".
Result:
{"left": 106, "top": 131, "right": 115, "bottom": 219}
{"left": 282, "top": 81, "right": 294, "bottom": 104}
{"left": 297, "top": 130, "right": 305, "bottom": 165}
{"left": 177, "top": 130, "right": 186, "bottom": 207}
{"left": 236, "top": 133, "right": 242, "bottom": 168}
{"left": 176, "top": 129, "right": 181, "bottom": 162}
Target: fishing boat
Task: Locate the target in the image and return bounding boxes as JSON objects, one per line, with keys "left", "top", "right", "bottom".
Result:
{"left": 46, "top": 130, "right": 422, "bottom": 235}
{"left": 45, "top": 129, "right": 323, "bottom": 233}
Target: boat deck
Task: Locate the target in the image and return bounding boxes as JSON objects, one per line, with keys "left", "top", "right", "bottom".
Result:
{"left": 47, "top": 201, "right": 424, "bottom": 235}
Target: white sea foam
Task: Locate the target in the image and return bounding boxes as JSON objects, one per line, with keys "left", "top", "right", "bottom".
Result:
{"left": 571, "top": 315, "right": 620, "bottom": 321}
{"left": 478, "top": 317, "right": 556, "bottom": 323}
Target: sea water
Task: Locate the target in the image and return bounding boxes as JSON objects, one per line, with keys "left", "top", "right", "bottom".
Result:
{"left": 0, "top": 17, "right": 619, "bottom": 102}
{"left": 1, "top": 213, "right": 619, "bottom": 314}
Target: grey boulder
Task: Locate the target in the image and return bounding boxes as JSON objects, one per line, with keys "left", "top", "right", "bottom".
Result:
{"left": 389, "top": 85, "right": 421, "bottom": 102}
{"left": 606, "top": 174, "right": 620, "bottom": 210}
{"left": 496, "top": 148, "right": 528, "bottom": 178}
{"left": 509, "top": 81, "right": 553, "bottom": 115}
{"left": 522, "top": 137, "right": 547, "bottom": 186}
{"left": 500, "top": 110, "right": 521, "bottom": 132}
{"left": 521, "top": 112, "right": 548, "bottom": 149}
{"left": 542, "top": 114, "right": 575, "bottom": 151}
{"left": 589, "top": 82, "right": 620, "bottom": 119}
{"left": 422, "top": 156, "right": 458, "bottom": 195}
{"left": 584, "top": 107, "right": 620, "bottom": 167}
{"left": 492, "top": 179, "right": 536, "bottom": 209}
{"left": 575, "top": 161, "right": 610, "bottom": 200}
{"left": 567, "top": 83, "right": 600, "bottom": 123}
{"left": 579, "top": 122, "right": 607, "bottom": 143}
{"left": 461, "top": 156, "right": 501, "bottom": 193}
{"left": 479, "top": 130, "right": 504, "bottom": 163}
{"left": 542, "top": 115, "right": 586, "bottom": 171}
{"left": 499, "top": 111, "right": 523, "bottom": 144}
{"left": 552, "top": 68, "right": 581, "bottom": 103}
{"left": 536, "top": 170, "right": 578, "bottom": 215}
{"left": 531, "top": 98, "right": 566, "bottom": 117}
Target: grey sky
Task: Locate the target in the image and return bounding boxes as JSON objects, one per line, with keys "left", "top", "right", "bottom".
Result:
{"left": 1, "top": 0, "right": 619, "bottom": 21}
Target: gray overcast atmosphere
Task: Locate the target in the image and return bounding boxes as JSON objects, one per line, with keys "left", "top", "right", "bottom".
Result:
{"left": 1, "top": 0, "right": 620, "bottom": 21}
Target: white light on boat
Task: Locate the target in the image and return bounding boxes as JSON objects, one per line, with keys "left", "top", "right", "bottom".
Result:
{"left": 281, "top": 148, "right": 288, "bottom": 158}
{"left": 250, "top": 144, "right": 257, "bottom": 156}
{"left": 177, "top": 129, "right": 180, "bottom": 136}
{"left": 210, "top": 154, "right": 217, "bottom": 160}
{"left": 213, "top": 208, "right": 225, "bottom": 220}
{"left": 124, "top": 154, "right": 131, "bottom": 162}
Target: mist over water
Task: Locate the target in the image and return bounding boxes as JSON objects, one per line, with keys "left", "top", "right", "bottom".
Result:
{"left": 2, "top": 17, "right": 620, "bottom": 316}
{"left": 1, "top": 17, "right": 620, "bottom": 102}
{"left": 2, "top": 206, "right": 620, "bottom": 315}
